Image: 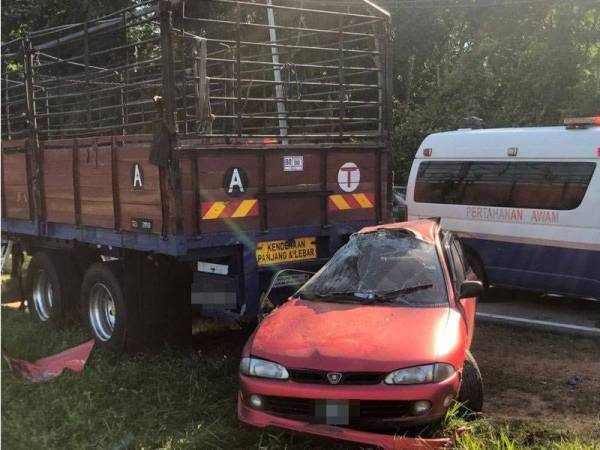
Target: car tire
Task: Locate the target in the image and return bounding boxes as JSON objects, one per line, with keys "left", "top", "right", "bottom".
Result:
{"left": 457, "top": 350, "right": 484, "bottom": 417}
{"left": 27, "top": 251, "right": 80, "bottom": 324}
{"left": 80, "top": 262, "right": 129, "bottom": 351}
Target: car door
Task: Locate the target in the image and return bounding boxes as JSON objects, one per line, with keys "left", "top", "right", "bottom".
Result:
{"left": 445, "top": 233, "right": 477, "bottom": 346}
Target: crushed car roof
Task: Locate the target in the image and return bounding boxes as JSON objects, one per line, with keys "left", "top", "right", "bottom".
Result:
{"left": 358, "top": 219, "right": 439, "bottom": 244}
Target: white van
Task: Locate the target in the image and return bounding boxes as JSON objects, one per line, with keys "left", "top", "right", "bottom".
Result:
{"left": 406, "top": 117, "right": 600, "bottom": 300}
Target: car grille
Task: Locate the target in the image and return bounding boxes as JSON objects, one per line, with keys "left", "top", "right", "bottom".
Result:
{"left": 261, "top": 396, "right": 412, "bottom": 422}
{"left": 262, "top": 396, "right": 313, "bottom": 419}
{"left": 288, "top": 369, "right": 384, "bottom": 385}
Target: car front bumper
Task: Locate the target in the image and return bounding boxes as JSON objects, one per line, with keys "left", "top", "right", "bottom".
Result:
{"left": 238, "top": 371, "right": 461, "bottom": 450}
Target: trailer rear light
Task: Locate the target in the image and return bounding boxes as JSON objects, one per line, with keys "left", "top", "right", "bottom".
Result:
{"left": 564, "top": 116, "right": 600, "bottom": 128}
{"left": 423, "top": 148, "right": 432, "bottom": 157}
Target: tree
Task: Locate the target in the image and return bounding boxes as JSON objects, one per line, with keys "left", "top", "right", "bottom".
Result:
{"left": 388, "top": 0, "right": 600, "bottom": 183}
{"left": 1, "top": 0, "right": 132, "bottom": 43}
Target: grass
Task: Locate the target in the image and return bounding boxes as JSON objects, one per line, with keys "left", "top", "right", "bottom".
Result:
{"left": 2, "top": 281, "right": 600, "bottom": 449}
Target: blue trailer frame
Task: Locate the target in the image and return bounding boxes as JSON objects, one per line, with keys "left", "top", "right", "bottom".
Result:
{"left": 2, "top": 218, "right": 370, "bottom": 318}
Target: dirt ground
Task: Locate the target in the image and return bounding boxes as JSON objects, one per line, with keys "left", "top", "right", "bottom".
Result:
{"left": 472, "top": 322, "right": 600, "bottom": 439}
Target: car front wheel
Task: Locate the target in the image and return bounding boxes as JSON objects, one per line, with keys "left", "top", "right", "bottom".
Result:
{"left": 457, "top": 350, "right": 484, "bottom": 417}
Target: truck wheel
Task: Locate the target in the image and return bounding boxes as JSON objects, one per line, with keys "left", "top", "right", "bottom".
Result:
{"left": 27, "top": 251, "right": 79, "bottom": 324}
{"left": 457, "top": 350, "right": 484, "bottom": 418}
{"left": 81, "top": 262, "right": 127, "bottom": 351}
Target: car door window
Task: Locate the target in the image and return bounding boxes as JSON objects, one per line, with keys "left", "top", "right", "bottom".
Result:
{"left": 446, "top": 237, "right": 466, "bottom": 293}
{"left": 451, "top": 241, "right": 467, "bottom": 281}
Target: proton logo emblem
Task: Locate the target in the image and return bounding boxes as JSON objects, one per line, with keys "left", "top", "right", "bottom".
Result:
{"left": 327, "top": 372, "right": 343, "bottom": 385}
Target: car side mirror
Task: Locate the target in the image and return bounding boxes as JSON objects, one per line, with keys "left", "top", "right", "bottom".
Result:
{"left": 459, "top": 280, "right": 484, "bottom": 299}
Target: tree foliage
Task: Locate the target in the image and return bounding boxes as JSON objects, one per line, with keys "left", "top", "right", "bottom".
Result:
{"left": 1, "top": 0, "right": 132, "bottom": 43}
{"left": 388, "top": 0, "right": 600, "bottom": 182}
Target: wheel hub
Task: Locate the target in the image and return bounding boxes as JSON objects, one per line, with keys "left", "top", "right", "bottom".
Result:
{"left": 89, "top": 282, "right": 116, "bottom": 341}
{"left": 32, "top": 269, "right": 53, "bottom": 321}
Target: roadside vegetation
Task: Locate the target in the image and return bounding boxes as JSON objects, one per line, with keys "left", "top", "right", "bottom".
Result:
{"left": 2, "top": 273, "right": 599, "bottom": 450}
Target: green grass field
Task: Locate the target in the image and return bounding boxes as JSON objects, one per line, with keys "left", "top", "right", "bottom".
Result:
{"left": 2, "top": 276, "right": 599, "bottom": 449}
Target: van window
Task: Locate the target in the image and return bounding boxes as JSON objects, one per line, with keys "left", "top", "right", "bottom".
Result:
{"left": 415, "top": 161, "right": 595, "bottom": 210}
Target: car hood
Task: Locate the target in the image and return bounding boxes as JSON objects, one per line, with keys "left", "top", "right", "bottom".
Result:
{"left": 248, "top": 298, "right": 461, "bottom": 373}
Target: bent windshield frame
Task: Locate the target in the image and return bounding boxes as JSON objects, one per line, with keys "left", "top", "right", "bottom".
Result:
{"left": 297, "top": 229, "right": 448, "bottom": 307}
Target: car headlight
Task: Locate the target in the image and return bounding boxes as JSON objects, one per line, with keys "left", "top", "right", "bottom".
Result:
{"left": 240, "top": 357, "right": 289, "bottom": 380}
{"left": 384, "top": 363, "right": 455, "bottom": 385}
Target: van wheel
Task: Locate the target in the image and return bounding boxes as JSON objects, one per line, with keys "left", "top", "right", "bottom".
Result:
{"left": 81, "top": 262, "right": 128, "bottom": 351}
{"left": 457, "top": 351, "right": 484, "bottom": 418}
{"left": 27, "top": 251, "right": 79, "bottom": 324}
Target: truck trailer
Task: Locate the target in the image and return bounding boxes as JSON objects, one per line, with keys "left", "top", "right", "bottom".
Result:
{"left": 1, "top": 0, "right": 393, "bottom": 351}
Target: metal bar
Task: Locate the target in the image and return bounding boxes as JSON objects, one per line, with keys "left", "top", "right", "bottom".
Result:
{"left": 23, "top": 38, "right": 44, "bottom": 226}
{"left": 205, "top": 76, "right": 380, "bottom": 89}
{"left": 208, "top": 96, "right": 380, "bottom": 105}
{"left": 0, "top": 151, "right": 6, "bottom": 218}
{"left": 159, "top": 0, "right": 183, "bottom": 234}
{"left": 235, "top": 3, "right": 242, "bottom": 137}
{"left": 24, "top": 139, "right": 35, "bottom": 220}
{"left": 196, "top": 38, "right": 380, "bottom": 56}
{"left": 72, "top": 138, "right": 82, "bottom": 225}
{"left": 320, "top": 150, "right": 328, "bottom": 228}
{"left": 207, "top": 0, "right": 387, "bottom": 21}
{"left": 191, "top": 154, "right": 200, "bottom": 235}
{"left": 180, "top": 8, "right": 189, "bottom": 135}
{"left": 182, "top": 16, "right": 376, "bottom": 38}
{"left": 259, "top": 148, "right": 267, "bottom": 231}
{"left": 266, "top": 0, "right": 288, "bottom": 143}
{"left": 338, "top": 14, "right": 346, "bottom": 138}
{"left": 375, "top": 147, "right": 382, "bottom": 223}
{"left": 211, "top": 114, "right": 378, "bottom": 121}
{"left": 111, "top": 136, "right": 121, "bottom": 229}
{"left": 3, "top": 69, "right": 12, "bottom": 139}
{"left": 159, "top": 1, "right": 176, "bottom": 130}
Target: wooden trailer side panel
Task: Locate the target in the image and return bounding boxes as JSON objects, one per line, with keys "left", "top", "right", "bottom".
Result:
{"left": 1, "top": 140, "right": 31, "bottom": 220}
{"left": 195, "top": 152, "right": 261, "bottom": 234}
{"left": 180, "top": 156, "right": 196, "bottom": 235}
{"left": 117, "top": 139, "right": 163, "bottom": 234}
{"left": 42, "top": 141, "right": 76, "bottom": 224}
{"left": 180, "top": 144, "right": 387, "bottom": 235}
{"left": 327, "top": 151, "right": 379, "bottom": 225}
{"left": 78, "top": 138, "right": 115, "bottom": 229}
{"left": 264, "top": 150, "right": 323, "bottom": 229}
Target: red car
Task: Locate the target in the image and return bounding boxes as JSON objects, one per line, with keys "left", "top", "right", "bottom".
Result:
{"left": 238, "top": 220, "right": 484, "bottom": 450}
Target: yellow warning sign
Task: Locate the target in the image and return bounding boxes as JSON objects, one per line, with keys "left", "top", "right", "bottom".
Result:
{"left": 256, "top": 237, "right": 318, "bottom": 267}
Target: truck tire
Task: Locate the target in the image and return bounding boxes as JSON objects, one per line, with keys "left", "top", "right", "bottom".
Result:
{"left": 457, "top": 351, "right": 484, "bottom": 418}
{"left": 27, "top": 251, "right": 80, "bottom": 324}
{"left": 80, "top": 262, "right": 128, "bottom": 351}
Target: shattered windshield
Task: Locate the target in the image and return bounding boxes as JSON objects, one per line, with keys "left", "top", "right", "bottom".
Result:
{"left": 297, "top": 229, "right": 447, "bottom": 306}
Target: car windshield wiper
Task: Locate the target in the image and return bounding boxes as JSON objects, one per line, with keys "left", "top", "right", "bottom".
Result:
{"left": 299, "top": 291, "right": 362, "bottom": 303}
{"left": 361, "top": 284, "right": 434, "bottom": 305}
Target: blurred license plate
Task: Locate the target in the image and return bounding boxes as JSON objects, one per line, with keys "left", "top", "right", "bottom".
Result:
{"left": 315, "top": 400, "right": 350, "bottom": 425}
{"left": 256, "top": 237, "right": 317, "bottom": 267}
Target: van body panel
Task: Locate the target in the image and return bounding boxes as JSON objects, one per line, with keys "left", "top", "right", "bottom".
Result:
{"left": 406, "top": 125, "right": 600, "bottom": 299}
